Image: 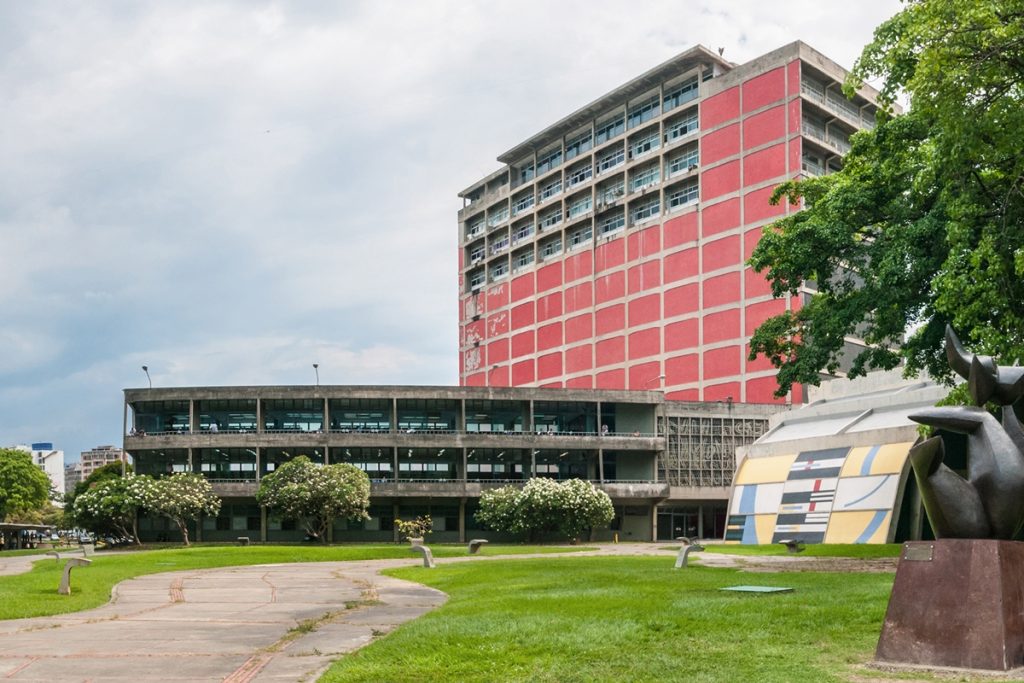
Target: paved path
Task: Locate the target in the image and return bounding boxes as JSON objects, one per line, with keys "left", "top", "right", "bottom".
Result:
{"left": 0, "top": 544, "right": 892, "bottom": 682}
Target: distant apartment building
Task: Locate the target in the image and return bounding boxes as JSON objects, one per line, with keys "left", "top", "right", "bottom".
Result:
{"left": 13, "top": 443, "right": 65, "bottom": 502}
{"left": 64, "top": 445, "right": 124, "bottom": 494}
{"left": 64, "top": 462, "right": 83, "bottom": 493}
{"left": 457, "top": 41, "right": 881, "bottom": 402}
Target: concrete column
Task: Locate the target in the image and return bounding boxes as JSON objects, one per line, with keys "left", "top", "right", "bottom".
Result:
{"left": 525, "top": 400, "right": 533, "bottom": 432}
{"left": 260, "top": 506, "right": 268, "bottom": 542}
{"left": 458, "top": 399, "right": 466, "bottom": 432}
{"left": 393, "top": 447, "right": 399, "bottom": 482}
{"left": 121, "top": 397, "right": 128, "bottom": 476}
{"left": 459, "top": 498, "right": 466, "bottom": 544}
{"left": 392, "top": 502, "right": 400, "bottom": 543}
{"left": 187, "top": 448, "right": 194, "bottom": 474}
{"left": 461, "top": 448, "right": 468, "bottom": 482}
{"left": 598, "top": 449, "right": 605, "bottom": 483}
{"left": 391, "top": 398, "right": 398, "bottom": 434}
{"left": 650, "top": 503, "right": 658, "bottom": 542}
{"left": 255, "top": 448, "right": 261, "bottom": 482}
{"left": 530, "top": 449, "right": 537, "bottom": 478}
{"left": 256, "top": 398, "right": 263, "bottom": 434}
{"left": 323, "top": 397, "right": 329, "bottom": 434}
{"left": 697, "top": 505, "right": 705, "bottom": 540}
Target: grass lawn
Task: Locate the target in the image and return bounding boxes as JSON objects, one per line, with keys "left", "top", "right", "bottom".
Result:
{"left": 322, "top": 556, "right": 897, "bottom": 683}
{"left": 701, "top": 543, "right": 904, "bottom": 559}
{"left": 0, "top": 543, "right": 589, "bottom": 621}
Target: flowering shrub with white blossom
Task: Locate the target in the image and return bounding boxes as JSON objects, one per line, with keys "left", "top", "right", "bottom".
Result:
{"left": 256, "top": 456, "right": 370, "bottom": 542}
{"left": 72, "top": 474, "right": 158, "bottom": 544}
{"left": 147, "top": 473, "right": 221, "bottom": 546}
{"left": 477, "top": 478, "right": 614, "bottom": 542}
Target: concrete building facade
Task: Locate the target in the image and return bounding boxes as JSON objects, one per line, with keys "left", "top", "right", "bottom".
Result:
{"left": 123, "top": 386, "right": 778, "bottom": 542}
{"left": 13, "top": 443, "right": 65, "bottom": 502}
{"left": 457, "top": 41, "right": 881, "bottom": 403}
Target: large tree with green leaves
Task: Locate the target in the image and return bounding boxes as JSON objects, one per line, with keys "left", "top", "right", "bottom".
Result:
{"left": 147, "top": 473, "right": 221, "bottom": 546}
{"left": 0, "top": 448, "right": 52, "bottom": 521}
{"left": 749, "top": 0, "right": 1024, "bottom": 394}
{"left": 477, "top": 478, "right": 614, "bottom": 542}
{"left": 255, "top": 456, "right": 371, "bottom": 542}
{"left": 72, "top": 475, "right": 157, "bottom": 544}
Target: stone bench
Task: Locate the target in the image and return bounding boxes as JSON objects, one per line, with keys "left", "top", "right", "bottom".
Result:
{"left": 58, "top": 557, "right": 92, "bottom": 595}
{"left": 467, "top": 539, "right": 489, "bottom": 555}
{"left": 47, "top": 548, "right": 86, "bottom": 563}
{"left": 777, "top": 539, "right": 806, "bottom": 554}
{"left": 676, "top": 536, "right": 693, "bottom": 546}
{"left": 674, "top": 543, "right": 705, "bottom": 569}
{"left": 410, "top": 544, "right": 436, "bottom": 569}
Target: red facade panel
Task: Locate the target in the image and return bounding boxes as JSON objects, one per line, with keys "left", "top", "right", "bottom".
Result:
{"left": 703, "top": 345, "right": 741, "bottom": 379}
{"left": 747, "top": 376, "right": 785, "bottom": 403}
{"left": 744, "top": 267, "right": 774, "bottom": 299}
{"left": 628, "top": 294, "right": 660, "bottom": 327}
{"left": 595, "top": 271, "right": 626, "bottom": 304}
{"left": 664, "top": 283, "right": 698, "bottom": 318}
{"left": 700, "top": 123, "right": 740, "bottom": 165}
{"left": 627, "top": 261, "right": 661, "bottom": 294}
{"left": 788, "top": 99, "right": 801, "bottom": 137}
{"left": 628, "top": 362, "right": 662, "bottom": 391}
{"left": 628, "top": 226, "right": 662, "bottom": 260}
{"left": 704, "top": 308, "right": 740, "bottom": 344}
{"left": 511, "top": 330, "right": 535, "bottom": 358}
{"left": 745, "top": 298, "right": 787, "bottom": 335}
{"left": 488, "top": 365, "right": 510, "bottom": 387}
{"left": 701, "top": 198, "right": 741, "bottom": 237}
{"left": 487, "top": 283, "right": 509, "bottom": 311}
{"left": 744, "top": 228, "right": 763, "bottom": 260}
{"left": 537, "top": 352, "right": 563, "bottom": 380}
{"left": 789, "top": 137, "right": 801, "bottom": 177}
{"left": 564, "top": 313, "right": 593, "bottom": 343}
{"left": 488, "top": 338, "right": 510, "bottom": 364}
{"left": 787, "top": 59, "right": 801, "bottom": 96}
{"left": 663, "top": 247, "right": 698, "bottom": 284}
{"left": 464, "top": 319, "right": 486, "bottom": 345}
{"left": 664, "top": 318, "right": 698, "bottom": 352}
{"left": 595, "top": 304, "right": 625, "bottom": 335}
{"left": 701, "top": 86, "right": 740, "bottom": 129}
{"left": 665, "top": 353, "right": 699, "bottom": 384}
{"left": 510, "top": 273, "right": 535, "bottom": 302}
{"left": 566, "top": 375, "right": 593, "bottom": 389}
{"left": 704, "top": 381, "right": 741, "bottom": 401}
{"left": 743, "top": 143, "right": 787, "bottom": 187}
{"left": 595, "top": 238, "right": 626, "bottom": 272}
{"left": 595, "top": 368, "right": 625, "bottom": 390}
{"left": 537, "top": 291, "right": 563, "bottom": 322}
{"left": 487, "top": 311, "right": 509, "bottom": 337}
{"left": 628, "top": 327, "right": 661, "bottom": 360}
{"left": 510, "top": 301, "right": 535, "bottom": 329}
{"left": 666, "top": 388, "right": 699, "bottom": 401}
{"left": 537, "top": 321, "right": 563, "bottom": 351}
{"left": 746, "top": 343, "right": 775, "bottom": 373}
{"left": 565, "top": 344, "right": 593, "bottom": 373}
{"left": 702, "top": 235, "right": 740, "bottom": 273}
{"left": 564, "top": 281, "right": 593, "bottom": 313}
{"left": 564, "top": 252, "right": 593, "bottom": 283}
{"left": 511, "top": 359, "right": 535, "bottom": 385}
{"left": 743, "top": 105, "right": 786, "bottom": 150}
{"left": 596, "top": 336, "right": 625, "bottom": 365}
{"left": 701, "top": 160, "right": 740, "bottom": 201}
{"left": 703, "top": 271, "right": 741, "bottom": 309}
{"left": 663, "top": 211, "right": 697, "bottom": 248}
{"left": 465, "top": 372, "right": 486, "bottom": 387}
{"left": 536, "top": 262, "right": 562, "bottom": 292}
{"left": 745, "top": 186, "right": 787, "bottom": 226}
{"left": 742, "top": 66, "right": 785, "bottom": 113}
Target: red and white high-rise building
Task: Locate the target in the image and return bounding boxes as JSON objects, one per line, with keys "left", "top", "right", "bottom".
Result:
{"left": 457, "top": 41, "right": 881, "bottom": 403}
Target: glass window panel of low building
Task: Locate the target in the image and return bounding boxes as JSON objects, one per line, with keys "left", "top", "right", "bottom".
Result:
{"left": 132, "top": 400, "right": 189, "bottom": 434}
{"left": 665, "top": 109, "right": 698, "bottom": 142}
{"left": 536, "top": 146, "right": 563, "bottom": 175}
{"left": 533, "top": 401, "right": 598, "bottom": 433}
{"left": 595, "top": 113, "right": 625, "bottom": 144}
{"left": 631, "top": 197, "right": 660, "bottom": 223}
{"left": 568, "top": 225, "right": 592, "bottom": 250}
{"left": 465, "top": 399, "right": 526, "bottom": 432}
{"left": 130, "top": 449, "right": 189, "bottom": 477}
{"left": 597, "top": 177, "right": 625, "bottom": 206}
{"left": 490, "top": 261, "right": 509, "bottom": 281}
{"left": 396, "top": 399, "right": 459, "bottom": 432}
{"left": 512, "top": 220, "right": 534, "bottom": 244}
{"left": 513, "top": 248, "right": 534, "bottom": 271}
{"left": 398, "top": 447, "right": 458, "bottom": 480}
{"left": 630, "top": 163, "right": 660, "bottom": 193}
{"left": 469, "top": 244, "right": 485, "bottom": 263}
{"left": 262, "top": 399, "right": 323, "bottom": 432}
{"left": 487, "top": 204, "right": 509, "bottom": 227}
{"left": 668, "top": 178, "right": 699, "bottom": 209}
{"left": 512, "top": 191, "right": 535, "bottom": 215}
{"left": 567, "top": 162, "right": 593, "bottom": 188}
{"left": 331, "top": 447, "right": 394, "bottom": 480}
{"left": 667, "top": 142, "right": 699, "bottom": 176}
{"left": 534, "top": 449, "right": 591, "bottom": 480}
{"left": 538, "top": 206, "right": 562, "bottom": 230}
{"left": 597, "top": 144, "right": 625, "bottom": 173}
{"left": 663, "top": 75, "right": 699, "bottom": 111}
{"left": 567, "top": 194, "right": 592, "bottom": 219}
{"left": 467, "top": 448, "right": 527, "bottom": 481}
{"left": 469, "top": 269, "right": 485, "bottom": 290}
{"left": 518, "top": 159, "right": 536, "bottom": 183}
{"left": 564, "top": 129, "right": 592, "bottom": 160}
{"left": 198, "top": 399, "right": 256, "bottom": 432}
{"left": 540, "top": 236, "right": 562, "bottom": 260}
{"left": 598, "top": 209, "right": 625, "bottom": 236}
{"left": 466, "top": 216, "right": 484, "bottom": 240}
{"left": 627, "top": 93, "right": 659, "bottom": 129}
{"left": 630, "top": 129, "right": 660, "bottom": 158}
{"left": 490, "top": 232, "right": 510, "bottom": 255}
{"left": 539, "top": 177, "right": 562, "bottom": 201}
{"left": 263, "top": 447, "right": 323, "bottom": 476}
{"left": 198, "top": 448, "right": 257, "bottom": 480}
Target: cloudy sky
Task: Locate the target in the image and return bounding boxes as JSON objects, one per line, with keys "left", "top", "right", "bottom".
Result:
{"left": 0, "top": 0, "right": 902, "bottom": 463}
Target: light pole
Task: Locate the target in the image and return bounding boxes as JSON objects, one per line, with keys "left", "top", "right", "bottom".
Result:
{"left": 313, "top": 363, "right": 320, "bottom": 387}
{"left": 643, "top": 374, "right": 666, "bottom": 390}
{"left": 142, "top": 365, "right": 152, "bottom": 389}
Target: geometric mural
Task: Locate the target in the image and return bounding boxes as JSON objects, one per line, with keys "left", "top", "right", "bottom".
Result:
{"left": 724, "top": 442, "right": 914, "bottom": 544}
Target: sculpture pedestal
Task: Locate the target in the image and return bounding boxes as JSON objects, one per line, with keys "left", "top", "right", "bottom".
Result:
{"left": 876, "top": 540, "right": 1024, "bottom": 671}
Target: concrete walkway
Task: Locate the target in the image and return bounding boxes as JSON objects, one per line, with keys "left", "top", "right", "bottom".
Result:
{"left": 0, "top": 544, "right": 889, "bottom": 682}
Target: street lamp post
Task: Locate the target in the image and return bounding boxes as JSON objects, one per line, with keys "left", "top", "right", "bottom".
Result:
{"left": 142, "top": 365, "right": 152, "bottom": 389}
{"left": 313, "top": 363, "right": 320, "bottom": 387}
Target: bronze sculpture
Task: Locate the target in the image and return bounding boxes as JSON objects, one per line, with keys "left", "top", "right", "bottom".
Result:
{"left": 908, "top": 327, "right": 1024, "bottom": 539}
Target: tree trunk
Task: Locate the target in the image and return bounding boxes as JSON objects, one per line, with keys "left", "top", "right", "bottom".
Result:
{"left": 178, "top": 519, "right": 190, "bottom": 546}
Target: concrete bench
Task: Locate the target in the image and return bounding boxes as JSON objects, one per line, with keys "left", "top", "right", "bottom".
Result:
{"left": 674, "top": 543, "right": 705, "bottom": 569}
{"left": 467, "top": 539, "right": 489, "bottom": 554}
{"left": 58, "top": 557, "right": 92, "bottom": 595}
{"left": 410, "top": 544, "right": 436, "bottom": 569}
{"left": 237, "top": 537, "right": 250, "bottom": 546}
{"left": 80, "top": 543, "right": 95, "bottom": 557}
{"left": 675, "top": 536, "right": 693, "bottom": 546}
{"left": 47, "top": 548, "right": 86, "bottom": 563}
{"left": 777, "top": 539, "right": 806, "bottom": 554}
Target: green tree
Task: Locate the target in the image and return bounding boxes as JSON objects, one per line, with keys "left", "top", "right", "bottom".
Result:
{"left": 65, "top": 461, "right": 132, "bottom": 523}
{"left": 255, "top": 456, "right": 370, "bottom": 542}
{"left": 0, "top": 448, "right": 51, "bottom": 521}
{"left": 477, "top": 478, "right": 614, "bottom": 542}
{"left": 148, "top": 473, "right": 220, "bottom": 546}
{"left": 72, "top": 475, "right": 157, "bottom": 544}
{"left": 749, "top": 0, "right": 1024, "bottom": 394}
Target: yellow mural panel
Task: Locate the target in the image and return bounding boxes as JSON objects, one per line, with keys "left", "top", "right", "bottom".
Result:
{"left": 754, "top": 513, "right": 778, "bottom": 544}
{"left": 824, "top": 510, "right": 891, "bottom": 544}
{"left": 840, "top": 442, "right": 914, "bottom": 477}
{"left": 735, "top": 454, "right": 798, "bottom": 484}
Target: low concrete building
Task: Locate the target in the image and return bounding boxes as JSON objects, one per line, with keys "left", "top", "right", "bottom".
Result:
{"left": 726, "top": 371, "right": 947, "bottom": 544}
{"left": 124, "top": 385, "right": 780, "bottom": 542}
